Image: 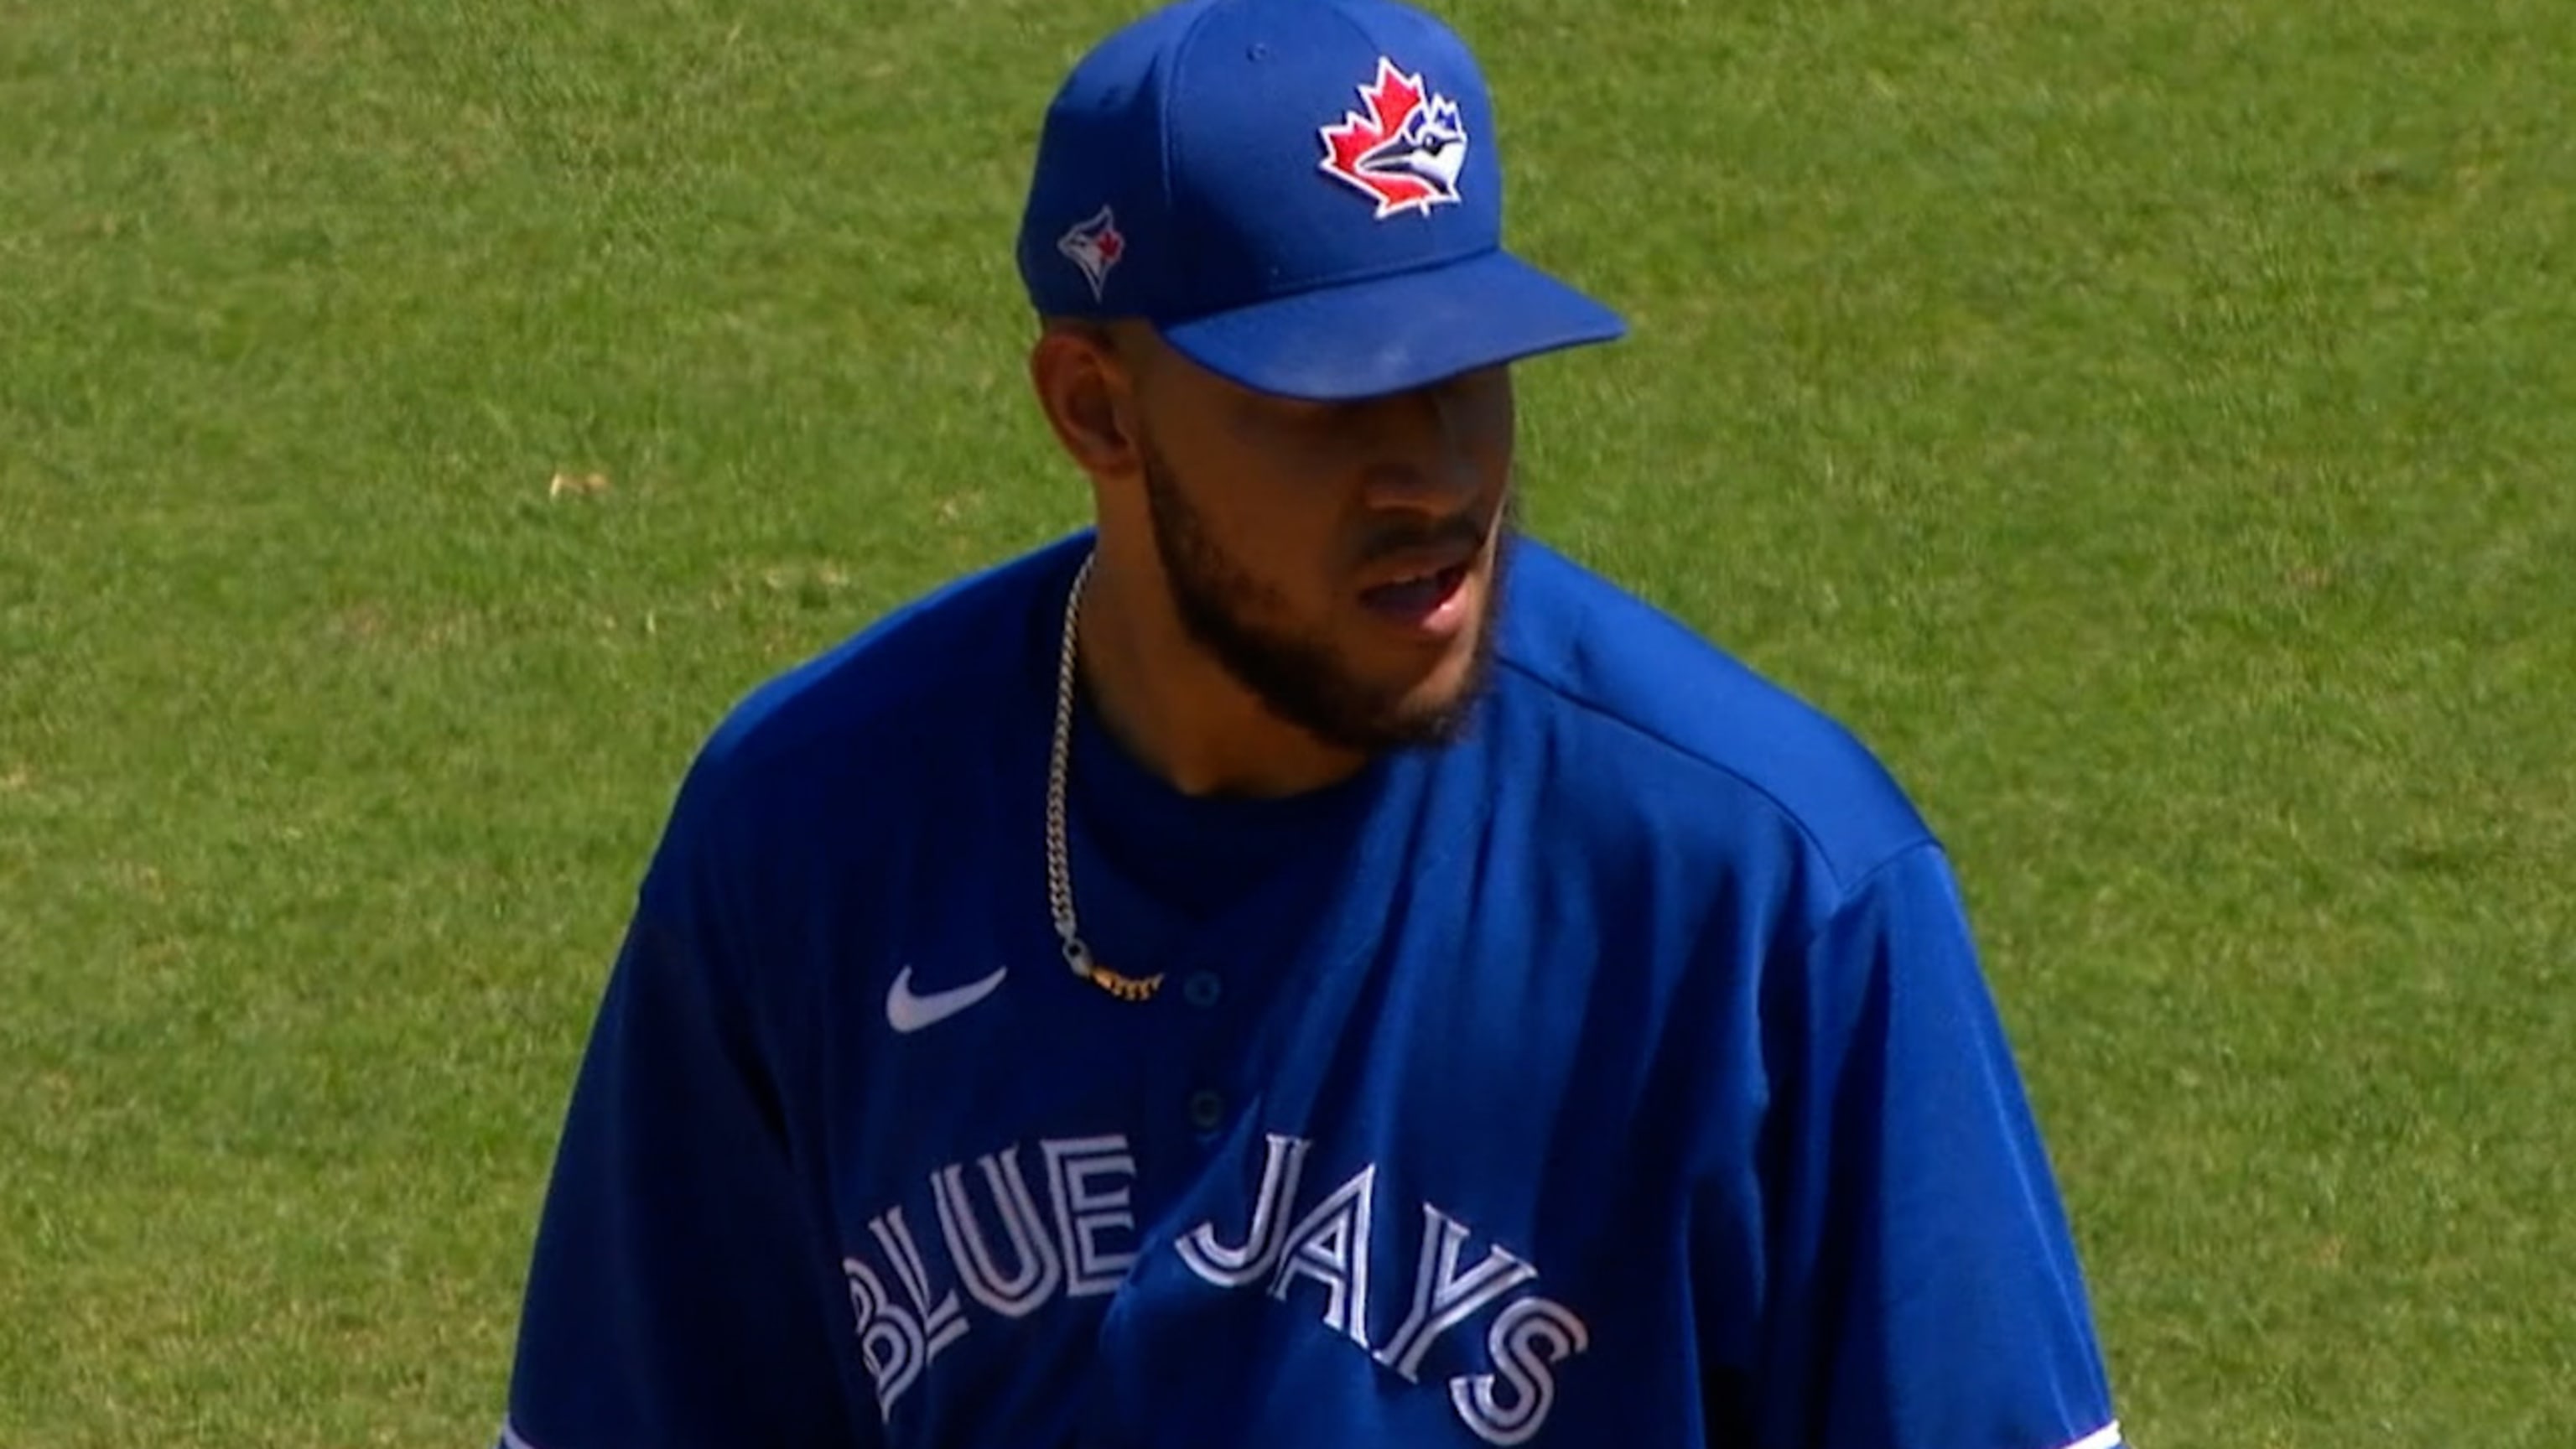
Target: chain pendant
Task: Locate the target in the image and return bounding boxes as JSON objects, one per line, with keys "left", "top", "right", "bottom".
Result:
{"left": 1086, "top": 965, "right": 1165, "bottom": 1003}
{"left": 1064, "top": 935, "right": 1162, "bottom": 1004}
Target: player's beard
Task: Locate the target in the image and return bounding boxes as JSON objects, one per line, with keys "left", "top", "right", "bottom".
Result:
{"left": 1138, "top": 433, "right": 1511, "bottom": 756}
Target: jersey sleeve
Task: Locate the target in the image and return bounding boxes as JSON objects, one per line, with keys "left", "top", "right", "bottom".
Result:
{"left": 1749, "top": 842, "right": 2122, "bottom": 1449}
{"left": 496, "top": 774, "right": 861, "bottom": 1449}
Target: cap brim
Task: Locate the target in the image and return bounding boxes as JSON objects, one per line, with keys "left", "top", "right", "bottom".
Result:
{"left": 1156, "top": 249, "right": 1625, "bottom": 402}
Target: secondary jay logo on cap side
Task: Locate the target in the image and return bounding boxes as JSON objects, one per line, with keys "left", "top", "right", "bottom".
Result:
{"left": 1317, "top": 57, "right": 1469, "bottom": 220}
{"left": 1057, "top": 205, "right": 1127, "bottom": 302}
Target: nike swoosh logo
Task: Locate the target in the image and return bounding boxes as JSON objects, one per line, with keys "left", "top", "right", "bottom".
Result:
{"left": 886, "top": 964, "right": 1009, "bottom": 1034}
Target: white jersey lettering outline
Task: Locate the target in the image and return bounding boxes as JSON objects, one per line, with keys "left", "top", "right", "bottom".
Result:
{"left": 1266, "top": 1162, "right": 1377, "bottom": 1346}
{"left": 932, "top": 1146, "right": 1065, "bottom": 1318}
{"left": 1176, "top": 1132, "right": 1312, "bottom": 1286}
{"left": 1377, "top": 1203, "right": 1539, "bottom": 1381}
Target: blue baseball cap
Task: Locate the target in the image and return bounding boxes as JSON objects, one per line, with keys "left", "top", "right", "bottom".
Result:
{"left": 1015, "top": 0, "right": 1626, "bottom": 402}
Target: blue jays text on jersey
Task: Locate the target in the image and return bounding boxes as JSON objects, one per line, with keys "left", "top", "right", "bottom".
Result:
{"left": 496, "top": 533, "right": 2126, "bottom": 1449}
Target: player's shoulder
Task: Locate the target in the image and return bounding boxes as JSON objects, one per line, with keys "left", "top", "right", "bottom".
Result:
{"left": 1495, "top": 538, "right": 1935, "bottom": 896}
{"left": 667, "top": 532, "right": 1080, "bottom": 830}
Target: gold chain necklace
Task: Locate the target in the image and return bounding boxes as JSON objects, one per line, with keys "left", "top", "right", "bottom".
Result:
{"left": 1047, "top": 550, "right": 1164, "bottom": 1003}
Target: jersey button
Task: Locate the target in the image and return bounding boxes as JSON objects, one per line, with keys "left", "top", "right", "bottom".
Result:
{"left": 1182, "top": 970, "right": 1223, "bottom": 1009}
{"left": 1186, "top": 1088, "right": 1228, "bottom": 1133}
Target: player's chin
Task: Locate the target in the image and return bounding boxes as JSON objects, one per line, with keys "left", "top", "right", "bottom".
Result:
{"left": 1356, "top": 623, "right": 1491, "bottom": 730}
{"left": 1364, "top": 666, "right": 1488, "bottom": 749}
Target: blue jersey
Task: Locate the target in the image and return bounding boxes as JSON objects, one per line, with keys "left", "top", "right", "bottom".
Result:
{"left": 497, "top": 532, "right": 2124, "bottom": 1449}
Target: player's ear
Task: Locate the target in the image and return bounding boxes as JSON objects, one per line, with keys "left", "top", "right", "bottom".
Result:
{"left": 1030, "top": 319, "right": 1140, "bottom": 482}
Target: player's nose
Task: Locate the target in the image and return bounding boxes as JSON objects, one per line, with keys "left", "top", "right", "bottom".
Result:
{"left": 1357, "top": 375, "right": 1501, "bottom": 513}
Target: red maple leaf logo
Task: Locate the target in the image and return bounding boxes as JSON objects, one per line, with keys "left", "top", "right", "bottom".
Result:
{"left": 1317, "top": 57, "right": 1469, "bottom": 220}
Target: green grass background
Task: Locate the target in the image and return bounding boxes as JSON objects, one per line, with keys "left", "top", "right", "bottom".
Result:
{"left": 3, "top": 0, "right": 2569, "bottom": 1444}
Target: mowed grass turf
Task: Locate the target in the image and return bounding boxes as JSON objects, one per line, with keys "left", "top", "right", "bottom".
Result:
{"left": 3, "top": 0, "right": 2569, "bottom": 1444}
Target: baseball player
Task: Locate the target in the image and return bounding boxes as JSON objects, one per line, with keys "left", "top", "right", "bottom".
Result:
{"left": 493, "top": 0, "right": 2127, "bottom": 1446}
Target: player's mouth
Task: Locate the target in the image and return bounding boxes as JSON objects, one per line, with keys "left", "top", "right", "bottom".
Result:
{"left": 1358, "top": 549, "right": 1478, "bottom": 641}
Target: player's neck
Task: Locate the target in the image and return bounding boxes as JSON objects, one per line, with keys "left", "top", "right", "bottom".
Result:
{"left": 1072, "top": 559, "right": 1369, "bottom": 801}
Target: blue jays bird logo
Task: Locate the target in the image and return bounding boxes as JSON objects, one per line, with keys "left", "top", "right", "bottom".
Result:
{"left": 1057, "top": 205, "right": 1126, "bottom": 301}
{"left": 1317, "top": 57, "right": 1469, "bottom": 220}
